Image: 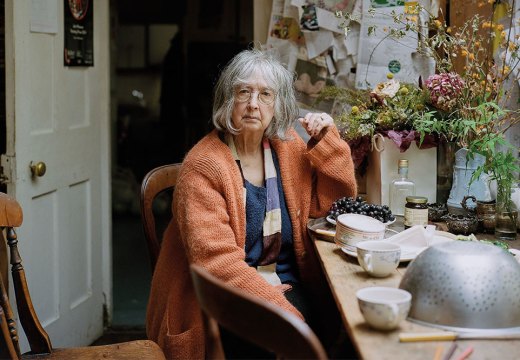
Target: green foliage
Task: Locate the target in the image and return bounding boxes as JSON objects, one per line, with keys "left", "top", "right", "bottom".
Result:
{"left": 456, "top": 234, "right": 510, "bottom": 252}
{"left": 465, "top": 103, "right": 520, "bottom": 203}
{"left": 334, "top": 4, "right": 520, "bottom": 202}
{"left": 316, "top": 81, "right": 429, "bottom": 141}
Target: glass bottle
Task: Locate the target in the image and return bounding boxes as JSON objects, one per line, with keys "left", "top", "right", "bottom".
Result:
{"left": 494, "top": 182, "right": 519, "bottom": 240}
{"left": 436, "top": 141, "right": 459, "bottom": 204}
{"left": 389, "top": 159, "right": 416, "bottom": 217}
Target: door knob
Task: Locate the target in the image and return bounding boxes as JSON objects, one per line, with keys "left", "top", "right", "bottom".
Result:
{"left": 30, "top": 161, "right": 47, "bottom": 177}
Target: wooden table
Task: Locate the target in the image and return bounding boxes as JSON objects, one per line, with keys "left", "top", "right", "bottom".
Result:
{"left": 311, "top": 219, "right": 520, "bottom": 360}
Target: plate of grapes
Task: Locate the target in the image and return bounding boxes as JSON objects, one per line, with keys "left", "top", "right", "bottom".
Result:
{"left": 326, "top": 196, "right": 396, "bottom": 226}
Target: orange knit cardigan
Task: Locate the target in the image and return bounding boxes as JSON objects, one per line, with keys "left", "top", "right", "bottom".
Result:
{"left": 146, "top": 127, "right": 357, "bottom": 359}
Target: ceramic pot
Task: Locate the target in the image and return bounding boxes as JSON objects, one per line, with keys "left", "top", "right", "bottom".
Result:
{"left": 442, "top": 213, "right": 479, "bottom": 235}
{"left": 427, "top": 203, "right": 448, "bottom": 222}
{"left": 461, "top": 195, "right": 496, "bottom": 233}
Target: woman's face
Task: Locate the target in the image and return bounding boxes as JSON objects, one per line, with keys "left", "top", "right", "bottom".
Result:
{"left": 231, "top": 69, "right": 275, "bottom": 135}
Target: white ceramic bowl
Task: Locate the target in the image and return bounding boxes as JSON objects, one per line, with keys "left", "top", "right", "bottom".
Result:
{"left": 356, "top": 241, "right": 401, "bottom": 277}
{"left": 357, "top": 287, "right": 412, "bottom": 330}
{"left": 335, "top": 214, "right": 385, "bottom": 252}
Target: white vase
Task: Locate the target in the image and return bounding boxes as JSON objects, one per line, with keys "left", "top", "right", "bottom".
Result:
{"left": 447, "top": 148, "right": 492, "bottom": 215}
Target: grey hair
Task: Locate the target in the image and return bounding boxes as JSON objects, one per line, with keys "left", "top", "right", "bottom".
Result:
{"left": 212, "top": 48, "right": 298, "bottom": 140}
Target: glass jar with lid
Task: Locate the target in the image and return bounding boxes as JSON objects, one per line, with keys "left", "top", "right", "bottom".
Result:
{"left": 404, "top": 196, "right": 428, "bottom": 229}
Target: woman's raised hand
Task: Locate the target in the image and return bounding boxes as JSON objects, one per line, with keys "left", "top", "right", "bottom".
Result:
{"left": 298, "top": 112, "right": 334, "bottom": 141}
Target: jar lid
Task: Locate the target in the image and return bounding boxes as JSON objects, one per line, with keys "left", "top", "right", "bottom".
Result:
{"left": 406, "top": 196, "right": 428, "bottom": 204}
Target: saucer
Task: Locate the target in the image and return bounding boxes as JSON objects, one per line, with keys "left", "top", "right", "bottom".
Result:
{"left": 341, "top": 246, "right": 417, "bottom": 263}
{"left": 340, "top": 232, "right": 456, "bottom": 263}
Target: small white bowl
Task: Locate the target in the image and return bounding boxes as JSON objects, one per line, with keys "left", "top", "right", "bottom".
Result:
{"left": 356, "top": 241, "right": 401, "bottom": 277}
{"left": 335, "top": 214, "right": 385, "bottom": 252}
{"left": 357, "top": 287, "right": 412, "bottom": 330}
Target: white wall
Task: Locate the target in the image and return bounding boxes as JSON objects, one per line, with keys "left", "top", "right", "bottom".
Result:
{"left": 254, "top": 0, "right": 273, "bottom": 44}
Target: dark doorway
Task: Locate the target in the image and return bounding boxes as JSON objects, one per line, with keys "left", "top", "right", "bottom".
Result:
{"left": 110, "top": 0, "right": 254, "bottom": 328}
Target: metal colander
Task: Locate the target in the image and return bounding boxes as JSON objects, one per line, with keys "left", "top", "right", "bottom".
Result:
{"left": 399, "top": 241, "right": 520, "bottom": 331}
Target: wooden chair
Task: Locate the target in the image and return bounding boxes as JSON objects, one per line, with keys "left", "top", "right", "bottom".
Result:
{"left": 0, "top": 192, "right": 166, "bottom": 359}
{"left": 140, "top": 163, "right": 182, "bottom": 273}
{"left": 190, "top": 264, "right": 328, "bottom": 360}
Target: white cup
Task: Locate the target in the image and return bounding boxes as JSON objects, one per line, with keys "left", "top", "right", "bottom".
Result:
{"left": 335, "top": 214, "right": 385, "bottom": 252}
{"left": 356, "top": 241, "right": 401, "bottom": 277}
{"left": 356, "top": 287, "right": 412, "bottom": 331}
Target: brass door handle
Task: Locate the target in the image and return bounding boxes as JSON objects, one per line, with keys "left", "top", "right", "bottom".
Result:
{"left": 30, "top": 161, "right": 47, "bottom": 177}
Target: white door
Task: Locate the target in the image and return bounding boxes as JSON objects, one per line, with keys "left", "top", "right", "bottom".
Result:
{"left": 2, "top": 0, "right": 111, "bottom": 349}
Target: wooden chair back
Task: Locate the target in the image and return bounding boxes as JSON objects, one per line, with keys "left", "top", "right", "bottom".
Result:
{"left": 190, "top": 264, "right": 328, "bottom": 360}
{"left": 0, "top": 192, "right": 165, "bottom": 359}
{"left": 0, "top": 192, "right": 52, "bottom": 358}
{"left": 140, "top": 163, "right": 182, "bottom": 273}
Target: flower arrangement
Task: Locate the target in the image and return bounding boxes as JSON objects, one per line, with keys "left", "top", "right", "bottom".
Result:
{"left": 318, "top": 77, "right": 426, "bottom": 137}
{"left": 406, "top": 6, "right": 520, "bottom": 215}
{"left": 315, "top": 76, "right": 436, "bottom": 167}
{"left": 408, "top": 7, "right": 520, "bottom": 146}
{"left": 329, "top": 2, "right": 520, "bottom": 233}
{"left": 330, "top": 4, "right": 520, "bottom": 141}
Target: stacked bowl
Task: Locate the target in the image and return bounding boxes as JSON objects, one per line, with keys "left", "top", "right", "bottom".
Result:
{"left": 334, "top": 214, "right": 386, "bottom": 252}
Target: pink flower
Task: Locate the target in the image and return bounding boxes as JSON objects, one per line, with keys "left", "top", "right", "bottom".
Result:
{"left": 425, "top": 73, "right": 465, "bottom": 112}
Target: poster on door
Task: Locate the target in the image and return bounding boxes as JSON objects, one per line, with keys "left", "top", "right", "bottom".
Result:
{"left": 64, "top": 0, "right": 93, "bottom": 66}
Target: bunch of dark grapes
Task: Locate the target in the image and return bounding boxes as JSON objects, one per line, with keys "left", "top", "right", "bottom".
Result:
{"left": 327, "top": 196, "right": 395, "bottom": 224}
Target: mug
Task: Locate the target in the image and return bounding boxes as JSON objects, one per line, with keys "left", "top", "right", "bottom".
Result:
{"left": 335, "top": 214, "right": 385, "bottom": 252}
{"left": 356, "top": 287, "right": 412, "bottom": 331}
{"left": 461, "top": 195, "right": 496, "bottom": 233}
{"left": 356, "top": 241, "right": 401, "bottom": 277}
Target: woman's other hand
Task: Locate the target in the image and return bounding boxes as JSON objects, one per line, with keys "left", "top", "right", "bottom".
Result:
{"left": 298, "top": 112, "right": 334, "bottom": 141}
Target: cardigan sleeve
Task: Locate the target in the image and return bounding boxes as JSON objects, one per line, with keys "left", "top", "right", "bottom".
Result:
{"left": 306, "top": 126, "right": 357, "bottom": 217}
{"left": 173, "top": 163, "right": 304, "bottom": 320}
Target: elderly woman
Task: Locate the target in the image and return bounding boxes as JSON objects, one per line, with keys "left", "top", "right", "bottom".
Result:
{"left": 147, "top": 48, "right": 357, "bottom": 359}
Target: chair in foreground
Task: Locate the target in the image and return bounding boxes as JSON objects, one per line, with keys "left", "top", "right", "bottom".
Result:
{"left": 140, "top": 163, "right": 182, "bottom": 273}
{"left": 190, "top": 264, "right": 328, "bottom": 360}
{"left": 0, "top": 192, "right": 165, "bottom": 359}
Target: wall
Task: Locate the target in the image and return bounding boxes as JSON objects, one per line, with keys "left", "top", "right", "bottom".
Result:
{"left": 254, "top": 0, "right": 273, "bottom": 44}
